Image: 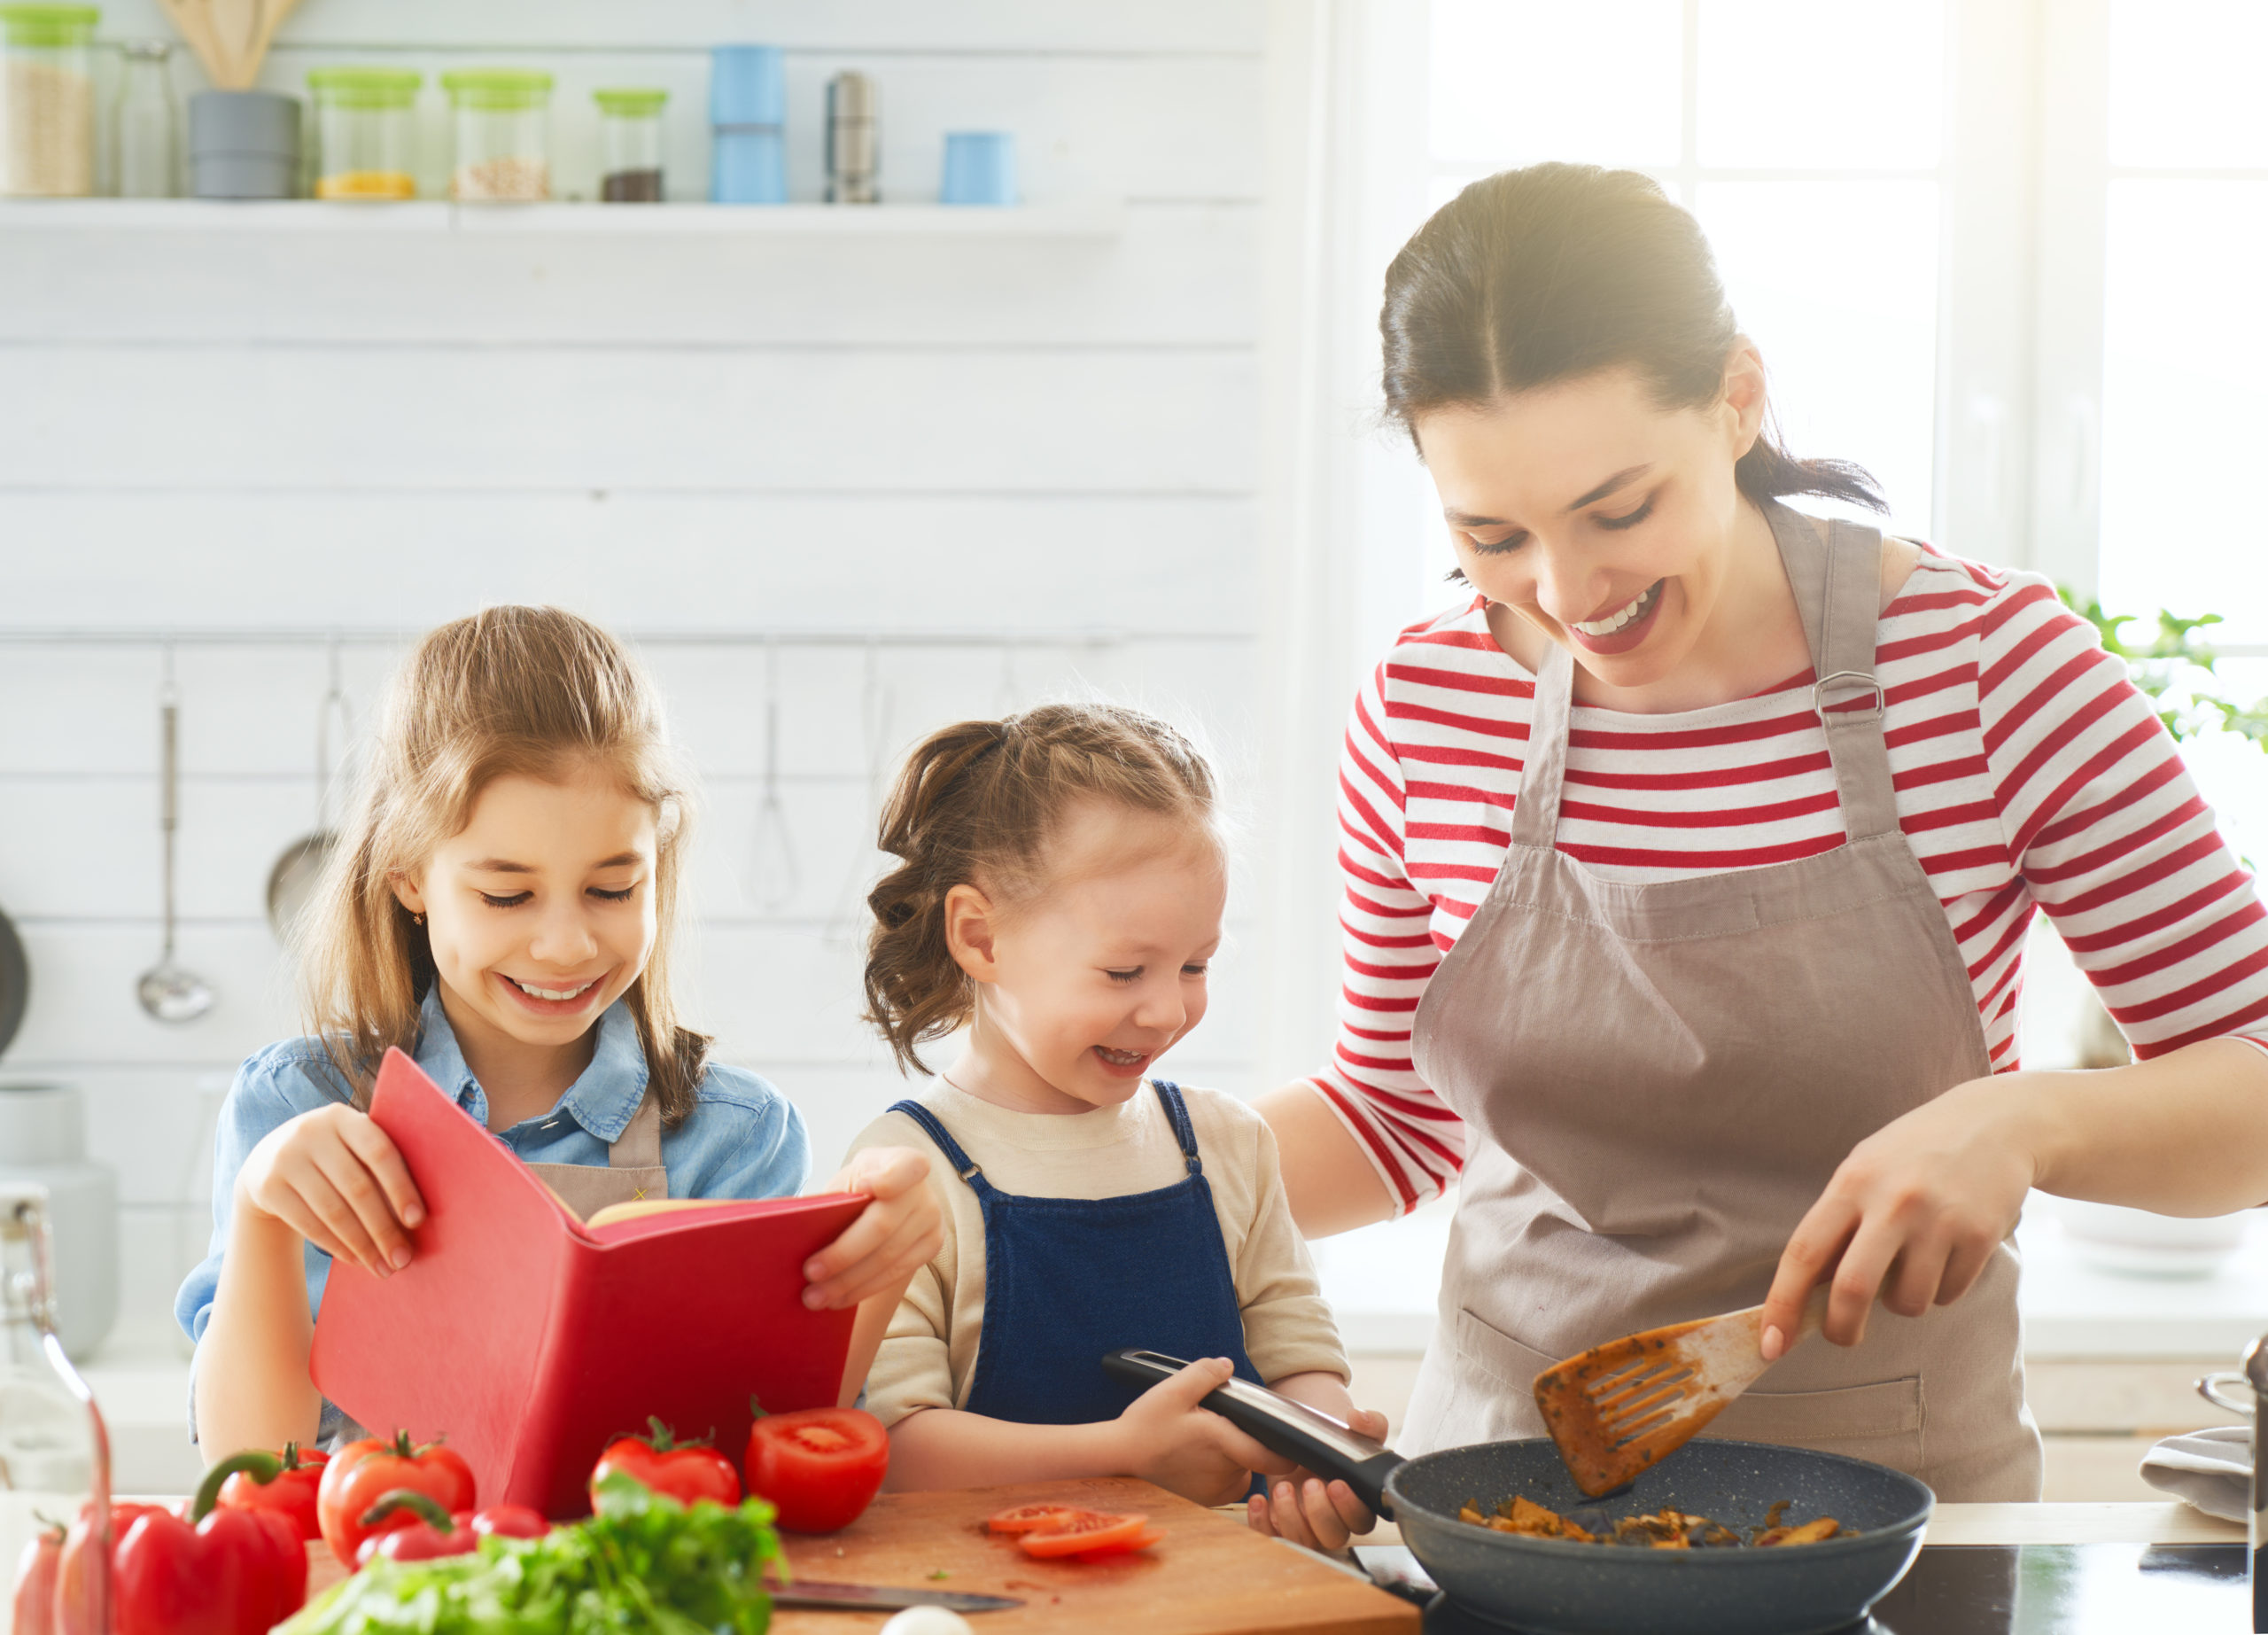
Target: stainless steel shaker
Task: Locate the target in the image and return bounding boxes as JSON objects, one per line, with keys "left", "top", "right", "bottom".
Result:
{"left": 825, "top": 71, "right": 878, "bottom": 204}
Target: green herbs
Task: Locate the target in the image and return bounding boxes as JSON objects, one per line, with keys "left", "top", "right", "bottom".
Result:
{"left": 280, "top": 1473, "right": 784, "bottom": 1634}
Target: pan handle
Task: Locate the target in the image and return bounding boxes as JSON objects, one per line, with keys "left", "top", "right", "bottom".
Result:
{"left": 1100, "top": 1349, "right": 1406, "bottom": 1519}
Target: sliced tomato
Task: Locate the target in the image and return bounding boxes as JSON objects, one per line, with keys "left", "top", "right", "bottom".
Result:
{"left": 1073, "top": 1524, "right": 1168, "bottom": 1562}
{"left": 1018, "top": 1510, "right": 1151, "bottom": 1559}
{"left": 743, "top": 1405, "right": 890, "bottom": 1533}
{"left": 986, "top": 1504, "right": 1093, "bottom": 1536}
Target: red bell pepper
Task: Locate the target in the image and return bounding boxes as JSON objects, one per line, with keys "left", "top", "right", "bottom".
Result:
{"left": 103, "top": 1452, "right": 309, "bottom": 1635}
{"left": 216, "top": 1439, "right": 328, "bottom": 1540}
{"left": 589, "top": 1416, "right": 742, "bottom": 1509}
{"left": 350, "top": 1492, "right": 552, "bottom": 1569}
{"left": 317, "top": 1429, "right": 477, "bottom": 1569}
{"left": 11, "top": 1520, "right": 62, "bottom": 1635}
{"left": 54, "top": 1499, "right": 169, "bottom": 1635}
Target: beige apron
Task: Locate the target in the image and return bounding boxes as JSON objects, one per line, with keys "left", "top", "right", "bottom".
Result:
{"left": 328, "top": 1088, "right": 668, "bottom": 1447}
{"left": 526, "top": 1087, "right": 671, "bottom": 1220}
{"left": 1399, "top": 505, "right": 2042, "bottom": 1501}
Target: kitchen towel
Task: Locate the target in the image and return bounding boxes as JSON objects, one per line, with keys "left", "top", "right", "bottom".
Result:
{"left": 2139, "top": 1424, "right": 2251, "bottom": 1521}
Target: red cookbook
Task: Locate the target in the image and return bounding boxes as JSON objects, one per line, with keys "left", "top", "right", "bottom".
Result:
{"left": 310, "top": 1047, "right": 862, "bottom": 1517}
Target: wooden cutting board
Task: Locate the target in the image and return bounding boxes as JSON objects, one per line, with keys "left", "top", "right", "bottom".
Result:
{"left": 302, "top": 1476, "right": 1419, "bottom": 1635}
{"left": 769, "top": 1477, "right": 1417, "bottom": 1635}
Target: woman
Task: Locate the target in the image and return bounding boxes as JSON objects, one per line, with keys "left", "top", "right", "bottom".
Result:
{"left": 1252, "top": 163, "right": 2268, "bottom": 1539}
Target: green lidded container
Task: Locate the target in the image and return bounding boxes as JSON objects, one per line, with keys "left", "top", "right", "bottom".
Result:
{"left": 594, "top": 87, "right": 667, "bottom": 203}
{"left": 307, "top": 66, "right": 422, "bottom": 200}
{"left": 0, "top": 4, "right": 99, "bottom": 197}
{"left": 439, "top": 67, "right": 552, "bottom": 201}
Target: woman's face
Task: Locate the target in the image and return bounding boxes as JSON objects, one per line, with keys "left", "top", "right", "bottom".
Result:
{"left": 392, "top": 767, "right": 660, "bottom": 1064}
{"left": 1415, "top": 357, "right": 1766, "bottom": 691}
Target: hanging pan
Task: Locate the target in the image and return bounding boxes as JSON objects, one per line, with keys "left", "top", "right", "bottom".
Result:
{"left": 267, "top": 642, "right": 353, "bottom": 942}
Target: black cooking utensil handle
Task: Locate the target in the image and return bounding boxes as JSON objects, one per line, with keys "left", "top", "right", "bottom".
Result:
{"left": 1101, "top": 1349, "right": 1405, "bottom": 1519}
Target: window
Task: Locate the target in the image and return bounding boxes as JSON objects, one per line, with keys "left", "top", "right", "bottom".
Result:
{"left": 1429, "top": 0, "right": 1946, "bottom": 540}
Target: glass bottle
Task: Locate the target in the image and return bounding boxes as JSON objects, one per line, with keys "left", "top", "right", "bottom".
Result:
{"left": 594, "top": 87, "right": 664, "bottom": 202}
{"left": 0, "top": 4, "right": 99, "bottom": 198}
{"left": 439, "top": 67, "right": 552, "bottom": 202}
{"left": 113, "top": 38, "right": 174, "bottom": 198}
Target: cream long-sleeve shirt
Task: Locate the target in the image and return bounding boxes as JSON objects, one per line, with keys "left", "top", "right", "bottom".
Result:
{"left": 845, "top": 1078, "right": 1349, "bottom": 1429}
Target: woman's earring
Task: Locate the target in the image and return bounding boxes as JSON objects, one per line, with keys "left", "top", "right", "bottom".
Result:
{"left": 412, "top": 912, "right": 425, "bottom": 927}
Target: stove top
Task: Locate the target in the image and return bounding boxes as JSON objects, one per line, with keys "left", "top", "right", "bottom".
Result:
{"left": 1396, "top": 1543, "right": 2254, "bottom": 1634}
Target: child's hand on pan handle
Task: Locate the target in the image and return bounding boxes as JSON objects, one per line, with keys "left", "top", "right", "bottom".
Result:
{"left": 1244, "top": 1370, "right": 1388, "bottom": 1553}
{"left": 1116, "top": 1356, "right": 1301, "bottom": 1507}
{"left": 801, "top": 1144, "right": 944, "bottom": 1310}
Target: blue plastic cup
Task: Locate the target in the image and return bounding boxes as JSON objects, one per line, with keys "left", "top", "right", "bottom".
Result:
{"left": 939, "top": 131, "right": 1017, "bottom": 206}
{"left": 711, "top": 45, "right": 787, "bottom": 204}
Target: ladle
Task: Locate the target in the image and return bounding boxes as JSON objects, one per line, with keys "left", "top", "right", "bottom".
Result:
{"left": 137, "top": 654, "right": 214, "bottom": 1024}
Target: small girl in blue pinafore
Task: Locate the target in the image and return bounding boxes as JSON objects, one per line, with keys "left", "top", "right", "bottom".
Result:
{"left": 847, "top": 702, "right": 1386, "bottom": 1548}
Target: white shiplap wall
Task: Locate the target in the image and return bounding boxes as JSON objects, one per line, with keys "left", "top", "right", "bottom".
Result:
{"left": 0, "top": 0, "right": 1271, "bottom": 1352}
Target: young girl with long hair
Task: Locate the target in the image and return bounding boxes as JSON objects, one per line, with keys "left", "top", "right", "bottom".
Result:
{"left": 849, "top": 702, "right": 1386, "bottom": 1550}
{"left": 178, "top": 606, "right": 941, "bottom": 1458}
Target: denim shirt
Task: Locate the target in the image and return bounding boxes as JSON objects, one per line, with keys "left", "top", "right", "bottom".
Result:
{"left": 175, "top": 990, "right": 810, "bottom": 1442}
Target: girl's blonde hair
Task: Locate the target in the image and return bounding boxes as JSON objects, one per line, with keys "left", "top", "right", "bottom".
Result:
{"left": 300, "top": 605, "right": 711, "bottom": 1125}
{"left": 861, "top": 702, "right": 1218, "bottom": 1076}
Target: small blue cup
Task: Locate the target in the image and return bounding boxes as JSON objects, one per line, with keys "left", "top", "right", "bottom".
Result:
{"left": 711, "top": 45, "right": 787, "bottom": 204}
{"left": 940, "top": 130, "right": 1018, "bottom": 206}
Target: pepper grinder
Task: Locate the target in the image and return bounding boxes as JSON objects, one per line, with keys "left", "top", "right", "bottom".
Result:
{"left": 825, "top": 71, "right": 877, "bottom": 204}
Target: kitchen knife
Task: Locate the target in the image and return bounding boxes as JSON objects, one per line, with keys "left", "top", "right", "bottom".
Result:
{"left": 1101, "top": 1348, "right": 1406, "bottom": 1519}
{"left": 766, "top": 1579, "right": 1023, "bottom": 1613}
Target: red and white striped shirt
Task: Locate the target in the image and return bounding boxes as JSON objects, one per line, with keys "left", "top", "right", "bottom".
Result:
{"left": 1316, "top": 541, "right": 2268, "bottom": 1214}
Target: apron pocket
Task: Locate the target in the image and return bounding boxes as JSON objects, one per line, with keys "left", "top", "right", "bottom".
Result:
{"left": 1705, "top": 1375, "right": 1926, "bottom": 1474}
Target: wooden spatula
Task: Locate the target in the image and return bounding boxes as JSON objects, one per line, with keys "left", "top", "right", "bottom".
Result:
{"left": 1532, "top": 1288, "right": 1829, "bottom": 1496}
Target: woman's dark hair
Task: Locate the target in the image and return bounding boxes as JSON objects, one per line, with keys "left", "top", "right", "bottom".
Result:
{"left": 1380, "top": 162, "right": 1884, "bottom": 513}
{"left": 862, "top": 703, "right": 1219, "bottom": 1076}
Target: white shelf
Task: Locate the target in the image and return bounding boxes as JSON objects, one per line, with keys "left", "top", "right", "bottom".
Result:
{"left": 0, "top": 199, "right": 1126, "bottom": 237}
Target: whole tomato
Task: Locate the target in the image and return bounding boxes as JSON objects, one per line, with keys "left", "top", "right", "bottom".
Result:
{"left": 743, "top": 1405, "right": 889, "bottom": 1533}
{"left": 216, "top": 1440, "right": 328, "bottom": 1541}
{"left": 589, "top": 1417, "right": 741, "bottom": 1508}
{"left": 316, "top": 1431, "right": 476, "bottom": 1569}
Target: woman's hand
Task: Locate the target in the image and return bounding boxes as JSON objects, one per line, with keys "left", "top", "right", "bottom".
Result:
{"left": 234, "top": 1104, "right": 426, "bottom": 1277}
{"left": 1114, "top": 1357, "right": 1298, "bottom": 1507}
{"left": 1759, "top": 1076, "right": 2036, "bottom": 1358}
{"left": 1245, "top": 1408, "right": 1389, "bottom": 1553}
{"left": 803, "top": 1145, "right": 944, "bottom": 1311}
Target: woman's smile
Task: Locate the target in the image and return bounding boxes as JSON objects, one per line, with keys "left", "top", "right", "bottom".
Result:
{"left": 1564, "top": 579, "right": 1666, "bottom": 654}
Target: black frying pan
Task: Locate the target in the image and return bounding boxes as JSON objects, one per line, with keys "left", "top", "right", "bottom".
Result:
{"left": 0, "top": 899, "right": 27, "bottom": 1061}
{"left": 1104, "top": 1350, "right": 1931, "bottom": 1635}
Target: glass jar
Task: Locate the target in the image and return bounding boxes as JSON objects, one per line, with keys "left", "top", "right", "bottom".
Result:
{"left": 440, "top": 66, "right": 551, "bottom": 202}
{"left": 0, "top": 4, "right": 98, "bottom": 198}
{"left": 113, "top": 38, "right": 175, "bottom": 198}
{"left": 307, "top": 66, "right": 418, "bottom": 199}
{"left": 594, "top": 86, "right": 664, "bottom": 202}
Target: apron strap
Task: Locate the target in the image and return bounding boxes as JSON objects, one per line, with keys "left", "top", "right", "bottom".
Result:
{"left": 888, "top": 1098, "right": 991, "bottom": 1190}
{"left": 1146, "top": 1079, "right": 1203, "bottom": 1176}
{"left": 608, "top": 1086, "right": 663, "bottom": 1169}
{"left": 1508, "top": 642, "right": 1576, "bottom": 850}
{"left": 1768, "top": 503, "right": 1900, "bottom": 842}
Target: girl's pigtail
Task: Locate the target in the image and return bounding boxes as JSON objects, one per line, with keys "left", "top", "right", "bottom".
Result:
{"left": 861, "top": 720, "right": 1005, "bottom": 1076}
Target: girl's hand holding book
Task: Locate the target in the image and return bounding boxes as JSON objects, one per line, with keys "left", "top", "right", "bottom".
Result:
{"left": 237, "top": 1105, "right": 427, "bottom": 1279}
{"left": 800, "top": 1144, "right": 943, "bottom": 1310}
